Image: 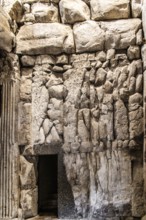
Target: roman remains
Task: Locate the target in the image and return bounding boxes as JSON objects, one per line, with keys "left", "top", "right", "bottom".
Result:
{"left": 0, "top": 0, "right": 146, "bottom": 219}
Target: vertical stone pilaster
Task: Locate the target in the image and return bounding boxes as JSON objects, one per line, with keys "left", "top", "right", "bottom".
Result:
{"left": 0, "top": 54, "right": 20, "bottom": 219}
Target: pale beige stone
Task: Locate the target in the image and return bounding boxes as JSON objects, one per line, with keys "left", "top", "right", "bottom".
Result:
{"left": 59, "top": 0, "right": 90, "bottom": 24}
{"left": 101, "top": 18, "right": 141, "bottom": 49}
{"left": 141, "top": 45, "right": 146, "bottom": 70}
{"left": 0, "top": 5, "right": 14, "bottom": 52}
{"left": 46, "top": 126, "right": 61, "bottom": 145}
{"left": 18, "top": 102, "right": 32, "bottom": 145}
{"left": 73, "top": 20, "right": 105, "bottom": 53}
{"left": 56, "top": 54, "right": 68, "bottom": 64}
{"left": 20, "top": 188, "right": 37, "bottom": 218}
{"left": 42, "top": 118, "right": 53, "bottom": 136}
{"left": 20, "top": 156, "right": 36, "bottom": 189}
{"left": 32, "top": 2, "right": 59, "bottom": 22}
{"left": 127, "top": 46, "right": 140, "bottom": 60}
{"left": 114, "top": 99, "right": 129, "bottom": 140}
{"left": 49, "top": 85, "right": 65, "bottom": 99}
{"left": 22, "top": 0, "right": 49, "bottom": 3}
{"left": 32, "top": 85, "right": 48, "bottom": 144}
{"left": 21, "top": 55, "right": 35, "bottom": 67}
{"left": 6, "top": 0, "right": 23, "bottom": 23}
{"left": 90, "top": 0, "right": 130, "bottom": 20}
{"left": 20, "top": 77, "right": 32, "bottom": 101}
{"left": 16, "top": 23, "right": 75, "bottom": 55}
{"left": 136, "top": 74, "right": 143, "bottom": 92}
{"left": 142, "top": 0, "right": 146, "bottom": 40}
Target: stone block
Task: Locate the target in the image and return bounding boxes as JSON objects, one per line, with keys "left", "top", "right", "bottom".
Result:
{"left": 20, "top": 188, "right": 38, "bottom": 218}
{"left": 141, "top": 44, "right": 146, "bottom": 70}
{"left": 32, "top": 3, "right": 59, "bottom": 22}
{"left": 0, "top": 5, "right": 15, "bottom": 52}
{"left": 101, "top": 19, "right": 141, "bottom": 49}
{"left": 20, "top": 156, "right": 36, "bottom": 189}
{"left": 131, "top": 0, "right": 142, "bottom": 18}
{"left": 59, "top": 0, "right": 90, "bottom": 24}
{"left": 16, "top": 23, "right": 75, "bottom": 55}
{"left": 90, "top": 0, "right": 130, "bottom": 20}
{"left": 18, "top": 102, "right": 32, "bottom": 145}
{"left": 73, "top": 20, "right": 105, "bottom": 53}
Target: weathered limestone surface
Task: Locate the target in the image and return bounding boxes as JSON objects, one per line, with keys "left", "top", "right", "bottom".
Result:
{"left": 59, "top": 0, "right": 90, "bottom": 24}
{"left": 101, "top": 18, "right": 142, "bottom": 49}
{"left": 90, "top": 0, "right": 130, "bottom": 20}
{"left": 16, "top": 23, "right": 75, "bottom": 55}
{"left": 18, "top": 50, "right": 144, "bottom": 219}
{"left": 131, "top": 0, "right": 142, "bottom": 18}
{"left": 0, "top": 5, "right": 14, "bottom": 51}
{"left": 31, "top": 2, "right": 59, "bottom": 23}
{"left": 0, "top": 0, "right": 146, "bottom": 219}
{"left": 19, "top": 156, "right": 37, "bottom": 218}
{"left": 16, "top": 19, "right": 142, "bottom": 54}
{"left": 142, "top": 0, "right": 146, "bottom": 40}
{"left": 73, "top": 20, "right": 105, "bottom": 53}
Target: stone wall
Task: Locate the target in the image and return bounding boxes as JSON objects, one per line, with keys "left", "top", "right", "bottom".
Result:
{"left": 0, "top": 0, "right": 146, "bottom": 219}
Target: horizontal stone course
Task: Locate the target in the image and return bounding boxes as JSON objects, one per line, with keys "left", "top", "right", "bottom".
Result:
{"left": 16, "top": 18, "right": 142, "bottom": 55}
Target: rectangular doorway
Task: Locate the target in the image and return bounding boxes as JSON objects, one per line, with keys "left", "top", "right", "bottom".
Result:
{"left": 38, "top": 155, "right": 58, "bottom": 217}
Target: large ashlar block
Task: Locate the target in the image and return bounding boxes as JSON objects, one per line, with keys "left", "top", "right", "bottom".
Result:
{"left": 101, "top": 18, "right": 141, "bottom": 49}
{"left": 0, "top": 5, "right": 14, "bottom": 52}
{"left": 90, "top": 0, "right": 130, "bottom": 20}
{"left": 59, "top": 0, "right": 90, "bottom": 24}
{"left": 32, "top": 3, "right": 59, "bottom": 23}
{"left": 73, "top": 20, "right": 105, "bottom": 53}
{"left": 16, "top": 23, "right": 75, "bottom": 55}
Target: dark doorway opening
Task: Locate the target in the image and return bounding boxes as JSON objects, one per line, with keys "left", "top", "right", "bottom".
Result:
{"left": 38, "top": 155, "right": 58, "bottom": 217}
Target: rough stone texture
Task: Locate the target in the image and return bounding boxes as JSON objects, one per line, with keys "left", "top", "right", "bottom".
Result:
{"left": 20, "top": 156, "right": 36, "bottom": 189}
{"left": 101, "top": 19, "right": 142, "bottom": 49}
{"left": 16, "top": 23, "right": 75, "bottom": 55}
{"left": 0, "top": 5, "right": 14, "bottom": 51}
{"left": 18, "top": 51, "right": 144, "bottom": 219}
{"left": 73, "top": 21, "right": 105, "bottom": 53}
{"left": 4, "top": 0, "right": 23, "bottom": 23}
{"left": 19, "top": 102, "right": 32, "bottom": 146}
{"left": 31, "top": 2, "right": 59, "bottom": 23}
{"left": 90, "top": 0, "right": 130, "bottom": 20}
{"left": 0, "top": 0, "right": 146, "bottom": 219}
{"left": 142, "top": 45, "right": 146, "bottom": 70}
{"left": 20, "top": 188, "right": 38, "bottom": 218}
{"left": 59, "top": 0, "right": 90, "bottom": 24}
{"left": 142, "top": 0, "right": 146, "bottom": 40}
{"left": 131, "top": 0, "right": 142, "bottom": 18}
{"left": 62, "top": 53, "right": 144, "bottom": 218}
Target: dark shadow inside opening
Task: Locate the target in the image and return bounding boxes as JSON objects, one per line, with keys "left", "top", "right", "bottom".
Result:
{"left": 38, "top": 155, "right": 58, "bottom": 217}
